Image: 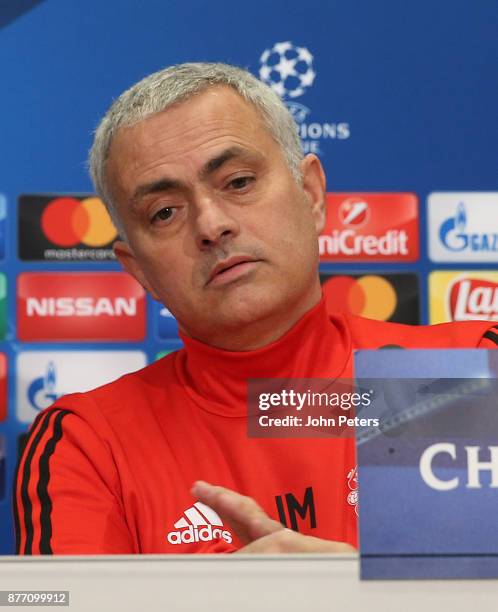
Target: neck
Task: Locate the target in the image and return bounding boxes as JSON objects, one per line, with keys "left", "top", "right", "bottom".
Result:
{"left": 181, "top": 287, "right": 323, "bottom": 351}
{"left": 175, "top": 291, "right": 351, "bottom": 416}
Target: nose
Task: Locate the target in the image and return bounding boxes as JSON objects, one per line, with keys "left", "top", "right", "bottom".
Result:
{"left": 193, "top": 194, "right": 240, "bottom": 250}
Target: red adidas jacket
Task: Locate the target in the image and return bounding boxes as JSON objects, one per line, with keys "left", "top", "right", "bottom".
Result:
{"left": 14, "top": 298, "right": 498, "bottom": 554}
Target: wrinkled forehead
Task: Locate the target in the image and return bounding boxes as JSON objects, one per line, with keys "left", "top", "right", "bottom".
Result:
{"left": 104, "top": 86, "right": 283, "bottom": 206}
{"left": 109, "top": 85, "right": 271, "bottom": 158}
{"left": 110, "top": 88, "right": 275, "bottom": 171}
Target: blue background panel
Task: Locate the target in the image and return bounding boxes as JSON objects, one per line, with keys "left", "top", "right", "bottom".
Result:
{"left": 0, "top": 0, "right": 497, "bottom": 554}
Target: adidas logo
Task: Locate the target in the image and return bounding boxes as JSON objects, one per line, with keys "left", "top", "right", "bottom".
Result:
{"left": 166, "top": 501, "right": 233, "bottom": 545}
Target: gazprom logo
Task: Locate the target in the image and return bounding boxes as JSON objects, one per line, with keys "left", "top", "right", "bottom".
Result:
{"left": 27, "top": 362, "right": 60, "bottom": 412}
{"left": 439, "top": 203, "right": 498, "bottom": 253}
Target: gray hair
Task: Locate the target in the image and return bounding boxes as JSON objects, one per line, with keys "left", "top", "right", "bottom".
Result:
{"left": 88, "top": 62, "right": 303, "bottom": 234}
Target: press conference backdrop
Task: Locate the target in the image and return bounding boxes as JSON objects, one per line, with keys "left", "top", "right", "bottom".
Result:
{"left": 0, "top": 0, "right": 497, "bottom": 554}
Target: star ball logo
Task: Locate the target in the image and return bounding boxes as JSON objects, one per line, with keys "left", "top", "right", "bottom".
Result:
{"left": 259, "top": 41, "right": 316, "bottom": 99}
{"left": 258, "top": 41, "right": 350, "bottom": 154}
{"left": 320, "top": 273, "right": 420, "bottom": 324}
{"left": 18, "top": 194, "right": 118, "bottom": 261}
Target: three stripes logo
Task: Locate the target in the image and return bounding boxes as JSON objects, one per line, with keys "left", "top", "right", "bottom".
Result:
{"left": 14, "top": 408, "right": 71, "bottom": 554}
{"left": 166, "top": 502, "right": 233, "bottom": 545}
{"left": 484, "top": 325, "right": 498, "bottom": 346}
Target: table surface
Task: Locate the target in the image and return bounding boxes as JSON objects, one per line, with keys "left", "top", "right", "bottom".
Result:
{"left": 0, "top": 554, "right": 497, "bottom": 612}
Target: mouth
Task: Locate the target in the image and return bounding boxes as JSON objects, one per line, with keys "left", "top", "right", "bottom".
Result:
{"left": 207, "top": 256, "right": 261, "bottom": 287}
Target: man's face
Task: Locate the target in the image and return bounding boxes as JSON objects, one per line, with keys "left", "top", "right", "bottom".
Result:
{"left": 106, "top": 86, "right": 326, "bottom": 348}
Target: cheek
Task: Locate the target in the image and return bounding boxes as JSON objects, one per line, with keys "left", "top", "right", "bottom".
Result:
{"left": 127, "top": 243, "right": 180, "bottom": 293}
{"left": 149, "top": 256, "right": 188, "bottom": 288}
{"left": 265, "top": 192, "right": 316, "bottom": 245}
{"left": 278, "top": 203, "right": 320, "bottom": 267}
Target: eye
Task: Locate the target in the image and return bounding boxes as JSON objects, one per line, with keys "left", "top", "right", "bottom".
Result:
{"left": 151, "top": 207, "right": 176, "bottom": 224}
{"left": 228, "top": 176, "right": 254, "bottom": 190}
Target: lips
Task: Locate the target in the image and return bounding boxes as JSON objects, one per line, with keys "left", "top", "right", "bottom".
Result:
{"left": 207, "top": 256, "right": 259, "bottom": 285}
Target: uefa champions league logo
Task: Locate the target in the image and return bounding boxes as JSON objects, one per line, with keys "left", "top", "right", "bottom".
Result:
{"left": 259, "top": 41, "right": 316, "bottom": 99}
{"left": 257, "top": 41, "right": 350, "bottom": 153}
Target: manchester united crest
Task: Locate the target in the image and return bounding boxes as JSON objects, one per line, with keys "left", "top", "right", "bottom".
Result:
{"left": 346, "top": 466, "right": 359, "bottom": 516}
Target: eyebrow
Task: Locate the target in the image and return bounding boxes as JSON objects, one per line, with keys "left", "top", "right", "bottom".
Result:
{"left": 199, "top": 146, "right": 253, "bottom": 179}
{"left": 131, "top": 177, "right": 182, "bottom": 204}
{"left": 131, "top": 146, "right": 262, "bottom": 205}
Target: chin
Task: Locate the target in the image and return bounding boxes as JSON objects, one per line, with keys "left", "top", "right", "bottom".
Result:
{"left": 217, "top": 289, "right": 286, "bottom": 329}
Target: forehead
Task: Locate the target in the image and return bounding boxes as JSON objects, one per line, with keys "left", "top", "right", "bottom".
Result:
{"left": 106, "top": 86, "right": 279, "bottom": 192}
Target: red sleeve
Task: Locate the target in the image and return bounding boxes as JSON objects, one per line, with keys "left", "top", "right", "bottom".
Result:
{"left": 478, "top": 325, "right": 498, "bottom": 349}
{"left": 14, "top": 408, "right": 134, "bottom": 555}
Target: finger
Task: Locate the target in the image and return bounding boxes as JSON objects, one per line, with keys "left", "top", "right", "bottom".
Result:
{"left": 191, "top": 481, "right": 283, "bottom": 543}
{"left": 246, "top": 515, "right": 285, "bottom": 541}
{"left": 235, "top": 530, "right": 358, "bottom": 554}
{"left": 192, "top": 481, "right": 258, "bottom": 543}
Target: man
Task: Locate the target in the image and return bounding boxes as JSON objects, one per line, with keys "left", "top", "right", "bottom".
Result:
{"left": 14, "top": 63, "right": 497, "bottom": 555}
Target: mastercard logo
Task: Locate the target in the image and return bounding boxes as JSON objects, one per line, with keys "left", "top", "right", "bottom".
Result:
{"left": 41, "top": 197, "right": 117, "bottom": 247}
{"left": 322, "top": 275, "right": 398, "bottom": 321}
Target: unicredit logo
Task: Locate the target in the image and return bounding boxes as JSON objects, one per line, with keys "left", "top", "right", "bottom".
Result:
{"left": 319, "top": 193, "right": 419, "bottom": 262}
{"left": 17, "top": 272, "right": 146, "bottom": 341}
{"left": 41, "top": 197, "right": 117, "bottom": 247}
{"left": 449, "top": 277, "right": 498, "bottom": 321}
{"left": 338, "top": 198, "right": 370, "bottom": 227}
{"left": 320, "top": 229, "right": 408, "bottom": 256}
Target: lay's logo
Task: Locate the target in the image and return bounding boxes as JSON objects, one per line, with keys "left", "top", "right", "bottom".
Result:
{"left": 449, "top": 278, "right": 498, "bottom": 321}
{"left": 429, "top": 271, "right": 498, "bottom": 324}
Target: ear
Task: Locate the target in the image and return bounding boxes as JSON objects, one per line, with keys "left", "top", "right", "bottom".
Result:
{"left": 299, "top": 154, "right": 327, "bottom": 234}
{"left": 113, "top": 240, "right": 161, "bottom": 301}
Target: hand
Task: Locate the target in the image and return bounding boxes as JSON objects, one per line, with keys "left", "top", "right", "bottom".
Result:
{"left": 191, "top": 481, "right": 356, "bottom": 554}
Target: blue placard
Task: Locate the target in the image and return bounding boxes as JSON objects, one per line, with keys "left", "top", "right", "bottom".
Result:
{"left": 355, "top": 349, "right": 498, "bottom": 579}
